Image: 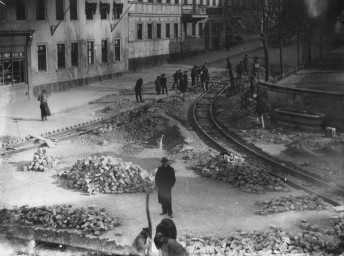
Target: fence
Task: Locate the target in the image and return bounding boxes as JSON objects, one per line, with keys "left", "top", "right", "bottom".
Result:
{"left": 273, "top": 65, "right": 305, "bottom": 83}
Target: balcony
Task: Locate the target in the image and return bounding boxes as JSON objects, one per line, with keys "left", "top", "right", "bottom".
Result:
{"left": 181, "top": 5, "right": 208, "bottom": 22}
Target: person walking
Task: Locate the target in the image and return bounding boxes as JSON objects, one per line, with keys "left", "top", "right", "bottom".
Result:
{"left": 155, "top": 157, "right": 176, "bottom": 218}
{"left": 172, "top": 70, "right": 179, "bottom": 90}
{"left": 160, "top": 74, "right": 168, "bottom": 95}
{"left": 134, "top": 78, "right": 144, "bottom": 103}
{"left": 155, "top": 76, "right": 161, "bottom": 95}
{"left": 37, "top": 89, "right": 51, "bottom": 121}
{"left": 191, "top": 65, "right": 197, "bottom": 86}
{"left": 179, "top": 71, "right": 188, "bottom": 101}
{"left": 200, "top": 68, "right": 210, "bottom": 92}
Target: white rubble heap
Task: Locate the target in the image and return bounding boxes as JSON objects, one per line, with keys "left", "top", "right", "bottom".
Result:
{"left": 23, "top": 147, "right": 59, "bottom": 172}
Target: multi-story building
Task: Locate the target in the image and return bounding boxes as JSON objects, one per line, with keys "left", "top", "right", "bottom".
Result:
{"left": 128, "top": 0, "right": 208, "bottom": 71}
{"left": 0, "top": 0, "right": 129, "bottom": 101}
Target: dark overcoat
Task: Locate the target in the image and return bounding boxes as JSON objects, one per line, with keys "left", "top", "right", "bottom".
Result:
{"left": 155, "top": 165, "right": 176, "bottom": 204}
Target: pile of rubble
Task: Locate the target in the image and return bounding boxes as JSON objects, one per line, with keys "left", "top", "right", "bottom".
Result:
{"left": 255, "top": 194, "right": 328, "bottom": 215}
{"left": 181, "top": 224, "right": 334, "bottom": 256}
{"left": 239, "top": 129, "right": 303, "bottom": 144}
{"left": 194, "top": 153, "right": 286, "bottom": 193}
{"left": 23, "top": 148, "right": 59, "bottom": 172}
{"left": 97, "top": 98, "right": 132, "bottom": 115}
{"left": 92, "top": 124, "right": 114, "bottom": 135}
{"left": 59, "top": 156, "right": 155, "bottom": 194}
{"left": 0, "top": 205, "right": 120, "bottom": 236}
{"left": 334, "top": 217, "right": 344, "bottom": 235}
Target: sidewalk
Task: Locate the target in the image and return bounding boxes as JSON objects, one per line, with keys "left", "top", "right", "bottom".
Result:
{"left": 0, "top": 40, "right": 261, "bottom": 139}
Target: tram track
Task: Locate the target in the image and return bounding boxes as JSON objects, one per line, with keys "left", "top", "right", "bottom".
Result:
{"left": 190, "top": 78, "right": 343, "bottom": 207}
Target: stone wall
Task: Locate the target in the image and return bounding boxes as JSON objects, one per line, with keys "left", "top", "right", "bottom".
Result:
{"left": 258, "top": 82, "right": 344, "bottom": 132}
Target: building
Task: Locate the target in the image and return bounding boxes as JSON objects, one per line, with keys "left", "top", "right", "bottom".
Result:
{"left": 0, "top": 0, "right": 129, "bottom": 102}
{"left": 128, "top": 0, "right": 208, "bottom": 71}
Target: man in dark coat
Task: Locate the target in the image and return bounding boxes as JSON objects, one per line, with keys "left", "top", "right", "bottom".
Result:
{"left": 134, "top": 78, "right": 144, "bottom": 103}
{"left": 160, "top": 74, "right": 168, "bottom": 95}
{"left": 155, "top": 157, "right": 176, "bottom": 218}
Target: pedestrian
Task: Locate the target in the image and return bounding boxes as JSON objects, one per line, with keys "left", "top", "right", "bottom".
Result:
{"left": 177, "top": 69, "right": 183, "bottom": 89}
{"left": 249, "top": 76, "right": 256, "bottom": 95}
{"left": 37, "top": 89, "right": 51, "bottom": 121}
{"left": 172, "top": 70, "right": 179, "bottom": 90}
{"left": 196, "top": 67, "right": 201, "bottom": 85}
{"left": 200, "top": 68, "right": 209, "bottom": 92}
{"left": 191, "top": 65, "right": 197, "bottom": 86}
{"left": 155, "top": 76, "right": 161, "bottom": 95}
{"left": 160, "top": 74, "right": 168, "bottom": 95}
{"left": 155, "top": 157, "right": 176, "bottom": 218}
{"left": 243, "top": 54, "right": 249, "bottom": 73}
{"left": 180, "top": 71, "right": 188, "bottom": 101}
{"left": 256, "top": 95, "right": 266, "bottom": 129}
{"left": 135, "top": 78, "right": 144, "bottom": 103}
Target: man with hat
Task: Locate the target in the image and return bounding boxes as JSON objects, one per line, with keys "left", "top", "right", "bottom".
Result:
{"left": 155, "top": 157, "right": 176, "bottom": 218}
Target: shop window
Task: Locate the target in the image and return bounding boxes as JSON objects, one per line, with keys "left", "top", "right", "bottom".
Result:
{"left": 101, "top": 40, "right": 108, "bottom": 63}
{"left": 36, "top": 0, "right": 46, "bottom": 20}
{"left": 100, "top": 2, "right": 110, "bottom": 19}
{"left": 85, "top": 1, "right": 97, "bottom": 20}
{"left": 38, "top": 45, "right": 47, "bottom": 72}
{"left": 71, "top": 43, "right": 78, "bottom": 67}
{"left": 70, "top": 0, "right": 78, "bottom": 20}
{"left": 147, "top": 23, "right": 152, "bottom": 39}
{"left": 56, "top": 0, "right": 64, "bottom": 20}
{"left": 0, "top": 51, "right": 25, "bottom": 86}
{"left": 57, "top": 44, "right": 66, "bottom": 69}
{"left": 16, "top": 0, "right": 26, "bottom": 20}
{"left": 0, "top": 3, "right": 6, "bottom": 21}
{"left": 157, "top": 24, "right": 161, "bottom": 39}
{"left": 87, "top": 41, "right": 94, "bottom": 65}
{"left": 174, "top": 23, "right": 178, "bottom": 38}
{"left": 137, "top": 23, "right": 143, "bottom": 40}
{"left": 166, "top": 23, "right": 170, "bottom": 38}
{"left": 114, "top": 39, "right": 120, "bottom": 61}
{"left": 192, "top": 23, "right": 196, "bottom": 36}
{"left": 113, "top": 3, "right": 123, "bottom": 19}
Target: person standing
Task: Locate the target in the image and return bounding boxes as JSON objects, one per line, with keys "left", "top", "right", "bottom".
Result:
{"left": 180, "top": 71, "right": 188, "bottom": 101}
{"left": 37, "top": 89, "right": 51, "bottom": 121}
{"left": 135, "top": 78, "right": 144, "bottom": 103}
{"left": 155, "top": 76, "right": 161, "bottom": 95}
{"left": 201, "top": 68, "right": 209, "bottom": 92}
{"left": 172, "top": 70, "right": 179, "bottom": 90}
{"left": 160, "top": 74, "right": 168, "bottom": 95}
{"left": 155, "top": 157, "right": 176, "bottom": 218}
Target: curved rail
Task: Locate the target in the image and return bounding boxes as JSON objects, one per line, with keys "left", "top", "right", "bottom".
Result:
{"left": 191, "top": 80, "right": 342, "bottom": 206}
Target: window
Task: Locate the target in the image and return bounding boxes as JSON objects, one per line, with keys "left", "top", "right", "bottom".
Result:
{"left": 70, "top": 0, "right": 77, "bottom": 20}
{"left": 100, "top": 2, "right": 110, "bottom": 19}
{"left": 157, "top": 24, "right": 161, "bottom": 39}
{"left": 101, "top": 40, "right": 107, "bottom": 63}
{"left": 184, "top": 0, "right": 187, "bottom": 4}
{"left": 0, "top": 3, "right": 6, "bottom": 21}
{"left": 148, "top": 0, "right": 153, "bottom": 2}
{"left": 36, "top": 0, "right": 46, "bottom": 20}
{"left": 114, "top": 39, "right": 120, "bottom": 61}
{"left": 147, "top": 24, "right": 152, "bottom": 39}
{"left": 87, "top": 41, "right": 94, "bottom": 65}
{"left": 137, "top": 24, "right": 143, "bottom": 40}
{"left": 219, "top": 0, "right": 222, "bottom": 6}
{"left": 200, "top": 0, "right": 203, "bottom": 5}
{"left": 213, "top": 0, "right": 216, "bottom": 5}
{"left": 207, "top": 0, "right": 210, "bottom": 5}
{"left": 57, "top": 44, "right": 65, "bottom": 69}
{"left": 192, "top": 23, "right": 196, "bottom": 36}
{"left": 113, "top": 3, "right": 123, "bottom": 19}
{"left": 166, "top": 23, "right": 170, "bottom": 38}
{"left": 71, "top": 43, "right": 78, "bottom": 67}
{"left": 86, "top": 1, "right": 97, "bottom": 20}
{"left": 16, "top": 0, "right": 26, "bottom": 20}
{"left": 199, "top": 23, "right": 203, "bottom": 36}
{"left": 175, "top": 0, "right": 179, "bottom": 4}
{"left": 174, "top": 23, "right": 178, "bottom": 38}
{"left": 166, "top": 0, "right": 171, "bottom": 3}
{"left": 38, "top": 45, "right": 47, "bottom": 72}
{"left": 157, "top": 0, "right": 162, "bottom": 3}
{"left": 56, "top": 0, "right": 64, "bottom": 20}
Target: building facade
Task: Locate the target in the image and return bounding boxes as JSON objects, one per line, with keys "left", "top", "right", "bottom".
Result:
{"left": 0, "top": 0, "right": 129, "bottom": 101}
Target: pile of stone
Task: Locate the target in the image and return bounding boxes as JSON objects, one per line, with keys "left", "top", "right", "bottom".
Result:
{"left": 255, "top": 194, "right": 328, "bottom": 215}
{"left": 97, "top": 98, "right": 131, "bottom": 115}
{"left": 181, "top": 225, "right": 333, "bottom": 256}
{"left": 334, "top": 217, "right": 344, "bottom": 235}
{"left": 23, "top": 148, "right": 59, "bottom": 172}
{"left": 195, "top": 153, "right": 286, "bottom": 193}
{"left": 60, "top": 156, "right": 155, "bottom": 194}
{"left": 0, "top": 205, "right": 120, "bottom": 236}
